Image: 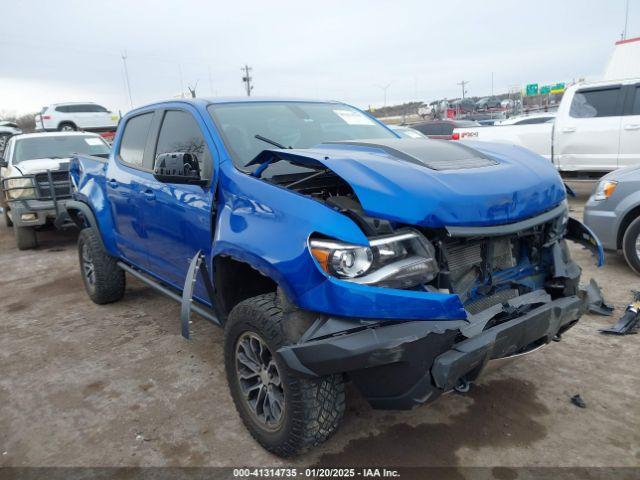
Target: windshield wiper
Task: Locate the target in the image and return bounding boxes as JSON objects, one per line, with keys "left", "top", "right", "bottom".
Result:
{"left": 255, "top": 134, "right": 291, "bottom": 150}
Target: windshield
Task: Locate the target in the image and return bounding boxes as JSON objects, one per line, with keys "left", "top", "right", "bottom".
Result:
{"left": 207, "top": 102, "right": 396, "bottom": 170}
{"left": 12, "top": 135, "right": 110, "bottom": 164}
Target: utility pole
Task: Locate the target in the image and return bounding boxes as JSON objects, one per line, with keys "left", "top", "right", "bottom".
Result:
{"left": 241, "top": 65, "right": 253, "bottom": 96}
{"left": 121, "top": 50, "right": 133, "bottom": 110}
{"left": 457, "top": 80, "right": 469, "bottom": 99}
{"left": 375, "top": 83, "right": 391, "bottom": 108}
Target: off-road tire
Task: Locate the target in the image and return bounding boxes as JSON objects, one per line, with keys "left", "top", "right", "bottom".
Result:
{"left": 15, "top": 226, "right": 37, "bottom": 250}
{"left": 58, "top": 122, "right": 77, "bottom": 132}
{"left": 224, "top": 293, "right": 345, "bottom": 457}
{"left": 4, "top": 208, "right": 13, "bottom": 228}
{"left": 622, "top": 216, "right": 640, "bottom": 276}
{"left": 78, "top": 228, "right": 125, "bottom": 304}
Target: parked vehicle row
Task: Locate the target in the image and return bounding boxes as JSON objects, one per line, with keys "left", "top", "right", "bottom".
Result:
{"left": 452, "top": 78, "right": 640, "bottom": 173}
{"left": 66, "top": 97, "right": 601, "bottom": 456}
{"left": 34, "top": 102, "right": 119, "bottom": 133}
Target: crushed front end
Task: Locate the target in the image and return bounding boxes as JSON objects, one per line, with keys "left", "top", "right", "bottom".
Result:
{"left": 278, "top": 199, "right": 598, "bottom": 409}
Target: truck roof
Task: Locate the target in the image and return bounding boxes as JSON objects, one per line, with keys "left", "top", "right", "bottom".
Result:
{"left": 127, "top": 97, "right": 343, "bottom": 115}
{"left": 10, "top": 131, "right": 103, "bottom": 141}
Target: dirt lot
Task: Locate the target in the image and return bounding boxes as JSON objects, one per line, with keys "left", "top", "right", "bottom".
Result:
{"left": 1, "top": 183, "right": 639, "bottom": 471}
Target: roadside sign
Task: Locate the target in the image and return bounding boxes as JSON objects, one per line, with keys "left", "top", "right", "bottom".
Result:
{"left": 550, "top": 82, "right": 565, "bottom": 94}
{"left": 540, "top": 85, "right": 551, "bottom": 95}
{"left": 525, "top": 83, "right": 539, "bottom": 96}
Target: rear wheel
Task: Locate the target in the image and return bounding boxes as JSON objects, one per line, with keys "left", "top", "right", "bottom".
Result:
{"left": 78, "top": 228, "right": 125, "bottom": 304}
{"left": 15, "top": 226, "right": 37, "bottom": 250}
{"left": 224, "top": 293, "right": 345, "bottom": 457}
{"left": 58, "top": 122, "right": 76, "bottom": 132}
{"left": 622, "top": 216, "right": 640, "bottom": 276}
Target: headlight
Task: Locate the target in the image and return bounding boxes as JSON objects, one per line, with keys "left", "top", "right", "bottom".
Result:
{"left": 309, "top": 230, "right": 439, "bottom": 289}
{"left": 6, "top": 177, "right": 36, "bottom": 200}
{"left": 594, "top": 180, "right": 617, "bottom": 201}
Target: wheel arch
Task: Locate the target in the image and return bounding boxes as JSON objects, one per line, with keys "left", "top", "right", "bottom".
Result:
{"left": 58, "top": 120, "right": 77, "bottom": 130}
{"left": 213, "top": 253, "right": 286, "bottom": 320}
{"left": 66, "top": 200, "right": 115, "bottom": 255}
{"left": 617, "top": 204, "right": 640, "bottom": 249}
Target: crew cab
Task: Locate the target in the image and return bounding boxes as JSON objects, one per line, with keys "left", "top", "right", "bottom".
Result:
{"left": 0, "top": 132, "right": 110, "bottom": 249}
{"left": 453, "top": 78, "right": 640, "bottom": 174}
{"left": 67, "top": 98, "right": 601, "bottom": 456}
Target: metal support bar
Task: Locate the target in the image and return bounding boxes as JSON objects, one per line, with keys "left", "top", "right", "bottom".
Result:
{"left": 116, "top": 261, "right": 220, "bottom": 332}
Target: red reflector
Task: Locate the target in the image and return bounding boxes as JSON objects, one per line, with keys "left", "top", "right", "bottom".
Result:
{"left": 452, "top": 132, "right": 460, "bottom": 140}
{"left": 42, "top": 115, "right": 51, "bottom": 120}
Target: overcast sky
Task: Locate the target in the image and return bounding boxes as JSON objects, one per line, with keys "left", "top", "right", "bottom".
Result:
{"left": 0, "top": 0, "right": 634, "bottom": 115}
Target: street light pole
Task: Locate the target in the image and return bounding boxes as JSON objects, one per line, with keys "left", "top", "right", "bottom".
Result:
{"left": 121, "top": 51, "right": 133, "bottom": 110}
{"left": 375, "top": 83, "right": 391, "bottom": 108}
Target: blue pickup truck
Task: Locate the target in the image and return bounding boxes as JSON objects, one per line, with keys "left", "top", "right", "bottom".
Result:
{"left": 67, "top": 98, "right": 602, "bottom": 456}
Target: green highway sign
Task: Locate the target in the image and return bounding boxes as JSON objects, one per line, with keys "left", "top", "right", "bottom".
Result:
{"left": 550, "top": 82, "right": 566, "bottom": 94}
{"left": 540, "top": 85, "right": 551, "bottom": 95}
{"left": 525, "top": 83, "right": 539, "bottom": 96}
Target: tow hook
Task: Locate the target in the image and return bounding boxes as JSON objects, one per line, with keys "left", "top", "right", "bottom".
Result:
{"left": 454, "top": 377, "right": 471, "bottom": 394}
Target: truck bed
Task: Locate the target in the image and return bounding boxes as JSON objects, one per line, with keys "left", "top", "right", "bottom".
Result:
{"left": 453, "top": 123, "right": 553, "bottom": 160}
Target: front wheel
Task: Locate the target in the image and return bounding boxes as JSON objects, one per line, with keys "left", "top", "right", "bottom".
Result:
{"left": 78, "top": 228, "right": 125, "bottom": 304}
{"left": 15, "top": 226, "right": 37, "bottom": 250}
{"left": 224, "top": 293, "right": 345, "bottom": 457}
{"left": 622, "top": 216, "right": 640, "bottom": 276}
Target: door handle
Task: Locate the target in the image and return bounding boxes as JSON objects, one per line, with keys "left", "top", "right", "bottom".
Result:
{"left": 624, "top": 124, "right": 640, "bottom": 130}
{"left": 107, "top": 178, "right": 118, "bottom": 188}
{"left": 142, "top": 189, "right": 155, "bottom": 201}
{"left": 562, "top": 127, "right": 576, "bottom": 133}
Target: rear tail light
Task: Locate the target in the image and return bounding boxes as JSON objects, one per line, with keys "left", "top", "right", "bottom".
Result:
{"left": 451, "top": 132, "right": 460, "bottom": 140}
{"left": 42, "top": 115, "right": 51, "bottom": 120}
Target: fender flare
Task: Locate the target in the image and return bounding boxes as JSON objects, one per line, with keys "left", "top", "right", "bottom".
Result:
{"left": 65, "top": 199, "right": 108, "bottom": 252}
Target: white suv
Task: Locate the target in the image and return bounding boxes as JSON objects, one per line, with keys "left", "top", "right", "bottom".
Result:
{"left": 34, "top": 102, "right": 119, "bottom": 132}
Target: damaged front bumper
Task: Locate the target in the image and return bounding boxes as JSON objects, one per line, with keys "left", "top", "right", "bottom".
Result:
{"left": 278, "top": 293, "right": 585, "bottom": 410}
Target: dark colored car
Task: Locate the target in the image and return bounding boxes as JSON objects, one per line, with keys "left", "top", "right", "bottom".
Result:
{"left": 410, "top": 119, "right": 481, "bottom": 139}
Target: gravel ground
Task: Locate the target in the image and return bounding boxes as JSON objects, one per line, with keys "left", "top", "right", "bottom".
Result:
{"left": 0, "top": 182, "right": 639, "bottom": 470}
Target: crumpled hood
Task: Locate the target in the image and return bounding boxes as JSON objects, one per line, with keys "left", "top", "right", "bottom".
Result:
{"left": 10, "top": 158, "right": 70, "bottom": 176}
{"left": 255, "top": 138, "right": 566, "bottom": 228}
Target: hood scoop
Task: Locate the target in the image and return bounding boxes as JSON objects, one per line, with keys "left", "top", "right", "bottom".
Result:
{"left": 323, "top": 139, "right": 499, "bottom": 171}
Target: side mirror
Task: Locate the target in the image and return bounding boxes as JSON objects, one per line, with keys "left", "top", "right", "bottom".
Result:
{"left": 0, "top": 158, "right": 7, "bottom": 168}
{"left": 153, "top": 152, "right": 207, "bottom": 186}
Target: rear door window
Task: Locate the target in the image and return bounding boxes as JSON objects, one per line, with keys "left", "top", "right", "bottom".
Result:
{"left": 118, "top": 113, "right": 154, "bottom": 167}
{"left": 441, "top": 123, "right": 454, "bottom": 135}
{"left": 570, "top": 87, "right": 622, "bottom": 118}
{"left": 629, "top": 85, "right": 640, "bottom": 115}
{"left": 154, "top": 110, "right": 212, "bottom": 180}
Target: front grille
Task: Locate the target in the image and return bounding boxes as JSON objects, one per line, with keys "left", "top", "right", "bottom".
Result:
{"left": 465, "top": 288, "right": 519, "bottom": 315}
{"left": 441, "top": 236, "right": 520, "bottom": 300}
{"left": 34, "top": 171, "right": 71, "bottom": 199}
